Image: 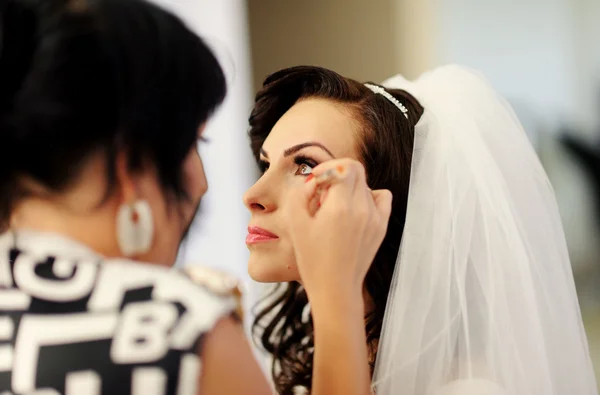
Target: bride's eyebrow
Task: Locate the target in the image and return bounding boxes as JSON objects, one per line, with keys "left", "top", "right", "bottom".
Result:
{"left": 260, "top": 142, "right": 335, "bottom": 159}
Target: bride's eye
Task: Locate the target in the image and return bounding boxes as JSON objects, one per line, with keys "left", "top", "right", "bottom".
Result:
{"left": 297, "top": 163, "right": 313, "bottom": 176}
{"left": 294, "top": 156, "right": 317, "bottom": 176}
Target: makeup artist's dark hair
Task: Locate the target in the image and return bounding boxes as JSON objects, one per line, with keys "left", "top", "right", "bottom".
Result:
{"left": 0, "top": 0, "right": 226, "bottom": 229}
{"left": 249, "top": 65, "right": 424, "bottom": 395}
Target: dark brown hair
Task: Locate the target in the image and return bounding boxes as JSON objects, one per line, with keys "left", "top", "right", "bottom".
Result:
{"left": 0, "top": 0, "right": 226, "bottom": 230}
{"left": 249, "top": 66, "right": 424, "bottom": 394}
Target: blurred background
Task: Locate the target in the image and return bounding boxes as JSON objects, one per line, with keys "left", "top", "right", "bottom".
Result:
{"left": 153, "top": 0, "right": 600, "bottom": 384}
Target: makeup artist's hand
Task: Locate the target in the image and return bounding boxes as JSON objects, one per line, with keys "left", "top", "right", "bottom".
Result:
{"left": 286, "top": 158, "right": 393, "bottom": 299}
{"left": 287, "top": 158, "right": 391, "bottom": 395}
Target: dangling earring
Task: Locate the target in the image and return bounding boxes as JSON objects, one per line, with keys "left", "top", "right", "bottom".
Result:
{"left": 116, "top": 199, "right": 154, "bottom": 257}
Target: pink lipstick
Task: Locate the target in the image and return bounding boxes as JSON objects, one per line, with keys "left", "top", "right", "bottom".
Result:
{"left": 246, "top": 226, "right": 279, "bottom": 245}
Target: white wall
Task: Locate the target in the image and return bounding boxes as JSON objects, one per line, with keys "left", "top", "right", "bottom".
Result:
{"left": 435, "top": 0, "right": 581, "bottom": 134}
{"left": 148, "top": 0, "right": 259, "bottom": 331}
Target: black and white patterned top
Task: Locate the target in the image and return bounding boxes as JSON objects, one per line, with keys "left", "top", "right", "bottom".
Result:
{"left": 0, "top": 230, "right": 237, "bottom": 395}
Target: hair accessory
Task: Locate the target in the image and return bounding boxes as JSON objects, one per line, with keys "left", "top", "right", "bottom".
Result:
{"left": 364, "top": 83, "right": 409, "bottom": 119}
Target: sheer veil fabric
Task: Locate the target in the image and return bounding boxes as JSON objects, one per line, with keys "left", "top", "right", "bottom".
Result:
{"left": 370, "top": 66, "right": 598, "bottom": 395}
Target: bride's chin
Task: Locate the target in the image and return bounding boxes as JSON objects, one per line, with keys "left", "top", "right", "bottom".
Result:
{"left": 247, "top": 255, "right": 299, "bottom": 283}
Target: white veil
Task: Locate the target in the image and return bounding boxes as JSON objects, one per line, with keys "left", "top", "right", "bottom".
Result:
{"left": 371, "top": 66, "right": 598, "bottom": 395}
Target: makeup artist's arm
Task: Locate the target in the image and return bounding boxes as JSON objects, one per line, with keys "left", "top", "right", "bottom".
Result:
{"left": 287, "top": 159, "right": 392, "bottom": 395}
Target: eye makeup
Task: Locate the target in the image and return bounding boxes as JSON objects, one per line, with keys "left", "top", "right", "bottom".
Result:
{"left": 258, "top": 154, "right": 320, "bottom": 176}
{"left": 293, "top": 155, "right": 318, "bottom": 176}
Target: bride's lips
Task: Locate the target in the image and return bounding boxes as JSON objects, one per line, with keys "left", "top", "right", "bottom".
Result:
{"left": 246, "top": 226, "right": 279, "bottom": 245}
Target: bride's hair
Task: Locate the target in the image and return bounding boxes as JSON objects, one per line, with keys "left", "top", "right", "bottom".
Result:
{"left": 249, "top": 65, "right": 424, "bottom": 394}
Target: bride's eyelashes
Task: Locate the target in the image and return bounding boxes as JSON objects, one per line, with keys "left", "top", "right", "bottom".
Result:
{"left": 293, "top": 155, "right": 318, "bottom": 176}
{"left": 257, "top": 155, "right": 319, "bottom": 176}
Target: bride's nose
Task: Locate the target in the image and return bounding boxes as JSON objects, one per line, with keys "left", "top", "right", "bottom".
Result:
{"left": 243, "top": 177, "right": 277, "bottom": 214}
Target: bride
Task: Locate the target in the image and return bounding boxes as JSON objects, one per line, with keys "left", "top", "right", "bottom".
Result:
{"left": 244, "top": 65, "right": 598, "bottom": 394}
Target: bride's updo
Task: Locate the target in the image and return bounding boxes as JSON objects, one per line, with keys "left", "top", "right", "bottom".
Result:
{"left": 249, "top": 65, "right": 424, "bottom": 394}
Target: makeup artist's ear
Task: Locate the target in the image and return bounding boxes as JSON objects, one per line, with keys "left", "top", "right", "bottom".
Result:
{"left": 114, "top": 150, "right": 138, "bottom": 204}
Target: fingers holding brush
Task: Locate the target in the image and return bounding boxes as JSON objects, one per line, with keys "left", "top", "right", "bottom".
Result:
{"left": 304, "top": 159, "right": 367, "bottom": 216}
